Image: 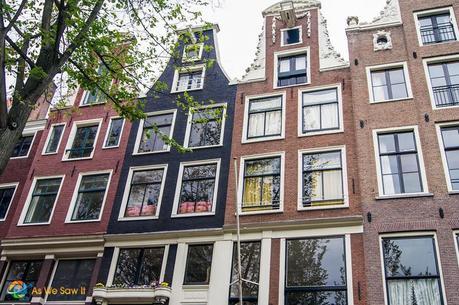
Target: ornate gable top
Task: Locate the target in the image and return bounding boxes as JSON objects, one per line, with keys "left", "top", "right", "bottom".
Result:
{"left": 263, "top": 0, "right": 321, "bottom": 16}
{"left": 347, "top": 0, "right": 401, "bottom": 29}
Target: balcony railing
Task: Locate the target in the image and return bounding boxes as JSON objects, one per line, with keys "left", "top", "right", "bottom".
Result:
{"left": 433, "top": 84, "right": 459, "bottom": 107}
{"left": 421, "top": 23, "right": 456, "bottom": 44}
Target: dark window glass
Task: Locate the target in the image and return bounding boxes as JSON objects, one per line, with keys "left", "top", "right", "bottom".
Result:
{"left": 283, "top": 28, "right": 300, "bottom": 45}
{"left": 184, "top": 244, "right": 213, "bottom": 285}
{"left": 113, "top": 247, "right": 165, "bottom": 286}
{"left": 176, "top": 70, "right": 203, "bottom": 91}
{"left": 302, "top": 88, "right": 339, "bottom": 133}
{"left": 71, "top": 174, "right": 109, "bottom": 221}
{"left": 371, "top": 68, "right": 408, "bottom": 101}
{"left": 302, "top": 151, "right": 344, "bottom": 207}
{"left": 441, "top": 126, "right": 459, "bottom": 190}
{"left": 382, "top": 236, "right": 443, "bottom": 305}
{"left": 285, "top": 237, "right": 347, "bottom": 305}
{"left": 24, "top": 178, "right": 62, "bottom": 224}
{"left": 11, "top": 135, "right": 34, "bottom": 158}
{"left": 184, "top": 44, "right": 201, "bottom": 61}
{"left": 277, "top": 54, "right": 307, "bottom": 87}
{"left": 247, "top": 96, "right": 282, "bottom": 139}
{"left": 81, "top": 65, "right": 108, "bottom": 105}
{"left": 125, "top": 169, "right": 164, "bottom": 217}
{"left": 419, "top": 12, "right": 456, "bottom": 44}
{"left": 0, "top": 260, "right": 42, "bottom": 302}
{"left": 105, "top": 118, "right": 124, "bottom": 147}
{"left": 189, "top": 107, "right": 224, "bottom": 147}
{"left": 0, "top": 187, "right": 15, "bottom": 220}
{"left": 378, "top": 132, "right": 423, "bottom": 195}
{"left": 67, "top": 124, "right": 99, "bottom": 159}
{"left": 428, "top": 61, "right": 459, "bottom": 107}
{"left": 178, "top": 163, "right": 217, "bottom": 214}
{"left": 139, "top": 113, "right": 174, "bottom": 153}
{"left": 229, "top": 242, "right": 261, "bottom": 305}
{"left": 45, "top": 125, "right": 64, "bottom": 154}
{"left": 242, "top": 157, "right": 281, "bottom": 212}
{"left": 47, "top": 259, "right": 95, "bottom": 301}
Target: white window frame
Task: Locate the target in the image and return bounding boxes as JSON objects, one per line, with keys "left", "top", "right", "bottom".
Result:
{"left": 18, "top": 175, "right": 65, "bottom": 226}
{"left": 182, "top": 43, "right": 204, "bottom": 63}
{"left": 414, "top": 6, "right": 459, "bottom": 46}
{"left": 62, "top": 118, "right": 102, "bottom": 161}
{"left": 373, "top": 125, "right": 430, "bottom": 199}
{"left": 102, "top": 117, "right": 125, "bottom": 149}
{"left": 171, "top": 64, "right": 206, "bottom": 94}
{"left": 273, "top": 46, "right": 311, "bottom": 89}
{"left": 42, "top": 123, "right": 66, "bottom": 155}
{"left": 184, "top": 103, "right": 227, "bottom": 149}
{"left": 422, "top": 54, "right": 459, "bottom": 110}
{"left": 242, "top": 92, "right": 286, "bottom": 144}
{"left": 454, "top": 230, "right": 459, "bottom": 268}
{"left": 379, "top": 232, "right": 448, "bottom": 305}
{"left": 297, "top": 83, "right": 344, "bottom": 137}
{"left": 0, "top": 182, "right": 19, "bottom": 221}
{"left": 118, "top": 164, "right": 168, "bottom": 221}
{"left": 132, "top": 109, "right": 177, "bottom": 155}
{"left": 171, "top": 159, "right": 221, "bottom": 218}
{"left": 297, "top": 145, "right": 349, "bottom": 211}
{"left": 10, "top": 131, "right": 37, "bottom": 160}
{"left": 65, "top": 170, "right": 113, "bottom": 223}
{"left": 280, "top": 26, "right": 303, "bottom": 47}
{"left": 435, "top": 121, "right": 459, "bottom": 193}
{"left": 365, "top": 61, "right": 413, "bottom": 103}
{"left": 79, "top": 90, "right": 107, "bottom": 107}
{"left": 237, "top": 152, "right": 285, "bottom": 216}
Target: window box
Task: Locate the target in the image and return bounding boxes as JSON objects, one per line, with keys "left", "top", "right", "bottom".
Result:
{"left": 184, "top": 103, "right": 226, "bottom": 149}
{"left": 92, "top": 286, "right": 171, "bottom": 304}
{"left": 62, "top": 119, "right": 102, "bottom": 161}
{"left": 171, "top": 65, "right": 206, "bottom": 93}
{"left": 366, "top": 62, "right": 413, "bottom": 103}
{"left": 414, "top": 7, "right": 459, "bottom": 46}
{"left": 274, "top": 47, "right": 310, "bottom": 89}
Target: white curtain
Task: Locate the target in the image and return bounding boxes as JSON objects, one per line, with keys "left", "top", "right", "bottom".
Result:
{"left": 323, "top": 170, "right": 342, "bottom": 200}
{"left": 387, "top": 279, "right": 441, "bottom": 305}
{"left": 265, "top": 111, "right": 281, "bottom": 135}
{"left": 248, "top": 113, "right": 265, "bottom": 137}
{"left": 321, "top": 103, "right": 338, "bottom": 129}
{"left": 303, "top": 106, "right": 320, "bottom": 131}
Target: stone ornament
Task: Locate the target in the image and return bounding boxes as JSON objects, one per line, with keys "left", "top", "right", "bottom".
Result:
{"left": 373, "top": 30, "right": 393, "bottom": 51}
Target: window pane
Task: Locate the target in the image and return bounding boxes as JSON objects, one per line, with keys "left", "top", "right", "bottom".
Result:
{"left": 303, "top": 89, "right": 337, "bottom": 105}
{"left": 245, "top": 158, "right": 281, "bottom": 176}
{"left": 250, "top": 97, "right": 282, "bottom": 111}
{"left": 295, "top": 56, "right": 306, "bottom": 70}
{"left": 447, "top": 62, "right": 459, "bottom": 76}
{"left": 24, "top": 178, "right": 62, "bottom": 224}
{"left": 183, "top": 164, "right": 217, "bottom": 180}
{"left": 105, "top": 118, "right": 124, "bottom": 147}
{"left": 139, "top": 248, "right": 165, "bottom": 285}
{"left": 248, "top": 113, "right": 265, "bottom": 138}
{"left": 12, "top": 135, "right": 33, "bottom": 157}
{"left": 383, "top": 174, "right": 401, "bottom": 195}
{"left": 284, "top": 28, "right": 300, "bottom": 45}
{"left": 114, "top": 248, "right": 164, "bottom": 286}
{"left": 0, "top": 187, "right": 15, "bottom": 219}
{"left": 323, "top": 170, "right": 343, "bottom": 200}
{"left": 381, "top": 155, "right": 399, "bottom": 175}
{"left": 379, "top": 134, "right": 396, "bottom": 153}
{"left": 113, "top": 249, "right": 141, "bottom": 286}
{"left": 429, "top": 64, "right": 445, "bottom": 79}
{"left": 0, "top": 261, "right": 42, "bottom": 302}
{"left": 389, "top": 69, "right": 405, "bottom": 84}
{"left": 303, "top": 105, "right": 320, "bottom": 131}
{"left": 397, "top": 132, "right": 416, "bottom": 152}
{"left": 45, "top": 125, "right": 64, "bottom": 153}
{"left": 373, "top": 85, "right": 390, "bottom": 101}
{"left": 387, "top": 279, "right": 442, "bottom": 305}
{"left": 184, "top": 245, "right": 213, "bottom": 285}
{"left": 303, "top": 152, "right": 341, "bottom": 171}
{"left": 391, "top": 83, "right": 408, "bottom": 99}
{"left": 265, "top": 110, "right": 282, "bottom": 135}
{"left": 441, "top": 127, "right": 459, "bottom": 148}
{"left": 400, "top": 154, "right": 419, "bottom": 172}
{"left": 403, "top": 173, "right": 422, "bottom": 193}
{"left": 372, "top": 71, "right": 387, "bottom": 86}
{"left": 69, "top": 125, "right": 98, "bottom": 158}
{"left": 229, "top": 242, "right": 261, "bottom": 301}
{"left": 279, "top": 59, "right": 290, "bottom": 73}
{"left": 446, "top": 150, "right": 459, "bottom": 171}
{"left": 125, "top": 169, "right": 164, "bottom": 218}
{"left": 188, "top": 107, "right": 223, "bottom": 147}
{"left": 321, "top": 103, "right": 339, "bottom": 129}
{"left": 71, "top": 174, "right": 109, "bottom": 221}
{"left": 286, "top": 291, "right": 347, "bottom": 305}
{"left": 243, "top": 177, "right": 262, "bottom": 208}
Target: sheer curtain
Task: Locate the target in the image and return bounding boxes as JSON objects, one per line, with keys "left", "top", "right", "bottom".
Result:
{"left": 248, "top": 113, "right": 265, "bottom": 137}
{"left": 323, "top": 170, "right": 343, "bottom": 200}
{"left": 388, "top": 279, "right": 441, "bottom": 305}
{"left": 321, "top": 103, "right": 338, "bottom": 129}
{"left": 265, "top": 111, "right": 281, "bottom": 135}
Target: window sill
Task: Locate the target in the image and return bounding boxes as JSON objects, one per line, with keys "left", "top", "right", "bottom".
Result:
{"left": 238, "top": 209, "right": 283, "bottom": 216}
{"left": 281, "top": 41, "right": 303, "bottom": 47}
{"left": 274, "top": 81, "right": 310, "bottom": 90}
{"left": 171, "top": 212, "right": 215, "bottom": 218}
{"left": 375, "top": 193, "right": 434, "bottom": 200}
{"left": 17, "top": 222, "right": 51, "bottom": 226}
{"left": 448, "top": 190, "right": 459, "bottom": 195}
{"left": 297, "top": 204, "right": 348, "bottom": 211}
{"left": 102, "top": 145, "right": 120, "bottom": 150}
{"left": 370, "top": 97, "right": 413, "bottom": 104}
{"left": 420, "top": 39, "right": 459, "bottom": 47}
{"left": 118, "top": 216, "right": 159, "bottom": 221}
{"left": 10, "top": 155, "right": 29, "bottom": 160}
{"left": 182, "top": 284, "right": 209, "bottom": 290}
{"left": 186, "top": 144, "right": 223, "bottom": 150}
{"left": 433, "top": 104, "right": 459, "bottom": 110}
{"left": 242, "top": 135, "right": 284, "bottom": 144}
{"left": 171, "top": 87, "right": 203, "bottom": 94}
{"left": 62, "top": 156, "right": 94, "bottom": 162}
{"left": 42, "top": 152, "right": 59, "bottom": 156}
{"left": 65, "top": 219, "right": 101, "bottom": 224}
{"left": 132, "top": 149, "right": 170, "bottom": 156}
{"left": 79, "top": 102, "right": 106, "bottom": 107}
{"left": 298, "top": 129, "right": 343, "bottom": 138}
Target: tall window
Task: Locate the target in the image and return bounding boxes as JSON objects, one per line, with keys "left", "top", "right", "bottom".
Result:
{"left": 427, "top": 61, "right": 459, "bottom": 107}
{"left": 23, "top": 177, "right": 62, "bottom": 224}
{"left": 242, "top": 157, "right": 281, "bottom": 212}
{"left": 440, "top": 126, "right": 459, "bottom": 190}
{"left": 247, "top": 96, "right": 282, "bottom": 139}
{"left": 184, "top": 244, "right": 213, "bottom": 285}
{"left": 302, "top": 88, "right": 340, "bottom": 133}
{"left": 177, "top": 163, "right": 218, "bottom": 215}
{"left": 113, "top": 247, "right": 165, "bottom": 286}
{"left": 382, "top": 236, "right": 443, "bottom": 305}
{"left": 66, "top": 124, "right": 99, "bottom": 159}
{"left": 175, "top": 69, "right": 204, "bottom": 92}
{"left": 188, "top": 106, "right": 224, "bottom": 148}
{"left": 277, "top": 54, "right": 307, "bottom": 87}
{"left": 377, "top": 131, "right": 423, "bottom": 195}
{"left": 104, "top": 118, "right": 124, "bottom": 148}
{"left": 137, "top": 113, "right": 174, "bottom": 153}
{"left": 0, "top": 186, "right": 16, "bottom": 220}
{"left": 229, "top": 242, "right": 261, "bottom": 305}
{"left": 69, "top": 173, "right": 109, "bottom": 221}
{"left": 44, "top": 125, "right": 64, "bottom": 154}
{"left": 11, "top": 135, "right": 34, "bottom": 158}
{"left": 285, "top": 237, "right": 347, "bottom": 305}
{"left": 124, "top": 168, "right": 165, "bottom": 218}
{"left": 418, "top": 12, "right": 456, "bottom": 45}
{"left": 370, "top": 68, "right": 409, "bottom": 102}
{"left": 302, "top": 150, "right": 344, "bottom": 207}
{"left": 81, "top": 64, "right": 108, "bottom": 105}
{"left": 48, "top": 259, "right": 95, "bottom": 301}
{"left": 0, "top": 260, "right": 43, "bottom": 302}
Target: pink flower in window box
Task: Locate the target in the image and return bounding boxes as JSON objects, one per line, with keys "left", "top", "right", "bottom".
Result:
{"left": 141, "top": 205, "right": 156, "bottom": 216}
{"left": 196, "top": 201, "right": 211, "bottom": 212}
{"left": 126, "top": 206, "right": 141, "bottom": 217}
{"left": 179, "top": 202, "right": 192, "bottom": 214}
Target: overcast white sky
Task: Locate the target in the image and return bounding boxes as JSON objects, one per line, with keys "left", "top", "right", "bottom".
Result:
{"left": 202, "top": 0, "right": 388, "bottom": 79}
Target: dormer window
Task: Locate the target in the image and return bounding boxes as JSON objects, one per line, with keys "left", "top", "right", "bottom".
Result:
{"left": 274, "top": 48, "right": 309, "bottom": 88}
{"left": 415, "top": 7, "right": 458, "bottom": 46}
{"left": 281, "top": 26, "right": 302, "bottom": 46}
{"left": 172, "top": 65, "right": 206, "bottom": 93}
{"left": 183, "top": 43, "right": 204, "bottom": 62}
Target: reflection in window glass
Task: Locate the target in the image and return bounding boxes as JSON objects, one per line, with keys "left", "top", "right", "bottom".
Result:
{"left": 184, "top": 244, "right": 213, "bottom": 285}
{"left": 24, "top": 177, "right": 62, "bottom": 224}
{"left": 45, "top": 125, "right": 64, "bottom": 154}
{"left": 71, "top": 173, "right": 109, "bottom": 221}
{"left": 138, "top": 113, "right": 174, "bottom": 153}
{"left": 105, "top": 118, "right": 124, "bottom": 147}
{"left": 370, "top": 68, "right": 408, "bottom": 101}
{"left": 247, "top": 96, "right": 282, "bottom": 139}
{"left": 0, "top": 187, "right": 15, "bottom": 220}
{"left": 277, "top": 54, "right": 307, "bottom": 87}
{"left": 440, "top": 126, "right": 459, "bottom": 190}
{"left": 419, "top": 12, "right": 456, "bottom": 45}
{"left": 0, "top": 261, "right": 42, "bottom": 302}
{"left": 188, "top": 107, "right": 224, "bottom": 148}
{"left": 302, "top": 88, "right": 339, "bottom": 133}
{"left": 11, "top": 135, "right": 34, "bottom": 158}
{"left": 67, "top": 124, "right": 98, "bottom": 159}
{"left": 283, "top": 28, "right": 300, "bottom": 45}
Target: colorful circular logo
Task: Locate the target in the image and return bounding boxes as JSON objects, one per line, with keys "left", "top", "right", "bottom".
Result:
{"left": 7, "top": 280, "right": 29, "bottom": 299}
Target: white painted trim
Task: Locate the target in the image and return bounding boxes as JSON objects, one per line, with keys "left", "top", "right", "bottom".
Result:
{"left": 372, "top": 125, "right": 430, "bottom": 197}
{"left": 10, "top": 131, "right": 37, "bottom": 160}
{"left": 297, "top": 83, "right": 344, "bottom": 137}
{"left": 345, "top": 234, "right": 354, "bottom": 305}
{"left": 0, "top": 260, "right": 11, "bottom": 299}
{"left": 422, "top": 54, "right": 459, "bottom": 110}
{"left": 365, "top": 61, "right": 413, "bottom": 103}
{"left": 171, "top": 64, "right": 206, "bottom": 94}
{"left": 117, "top": 164, "right": 168, "bottom": 221}
{"left": 278, "top": 238, "right": 286, "bottom": 305}
{"left": 0, "top": 182, "right": 19, "bottom": 222}
{"left": 42, "top": 123, "right": 66, "bottom": 155}
{"left": 132, "top": 109, "right": 177, "bottom": 155}
{"left": 297, "top": 145, "right": 349, "bottom": 211}
{"left": 17, "top": 175, "right": 65, "bottom": 226}
{"left": 242, "top": 91, "right": 286, "bottom": 144}
{"left": 183, "top": 102, "right": 227, "bottom": 149}
{"left": 453, "top": 230, "right": 459, "bottom": 268}
{"left": 378, "top": 232, "right": 448, "bottom": 305}
{"left": 273, "top": 46, "right": 311, "bottom": 89}
{"left": 413, "top": 6, "right": 459, "bottom": 47}
{"left": 258, "top": 237, "right": 271, "bottom": 305}
{"left": 171, "top": 159, "right": 221, "bottom": 218}
{"left": 102, "top": 117, "right": 125, "bottom": 149}
{"left": 237, "top": 151, "right": 285, "bottom": 216}
{"left": 65, "top": 170, "right": 113, "bottom": 223}
{"left": 435, "top": 121, "right": 459, "bottom": 192}
{"left": 62, "top": 118, "right": 102, "bottom": 161}
{"left": 182, "top": 43, "right": 204, "bottom": 63}
{"left": 106, "top": 247, "right": 120, "bottom": 286}
{"left": 280, "top": 25, "right": 303, "bottom": 47}
{"left": 160, "top": 245, "right": 169, "bottom": 283}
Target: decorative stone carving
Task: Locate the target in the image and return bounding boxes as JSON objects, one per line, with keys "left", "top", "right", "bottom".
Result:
{"left": 373, "top": 30, "right": 393, "bottom": 51}
{"left": 319, "top": 14, "right": 348, "bottom": 70}
{"left": 347, "top": 0, "right": 401, "bottom": 29}
{"left": 347, "top": 16, "right": 359, "bottom": 26}
{"left": 307, "top": 11, "right": 311, "bottom": 37}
